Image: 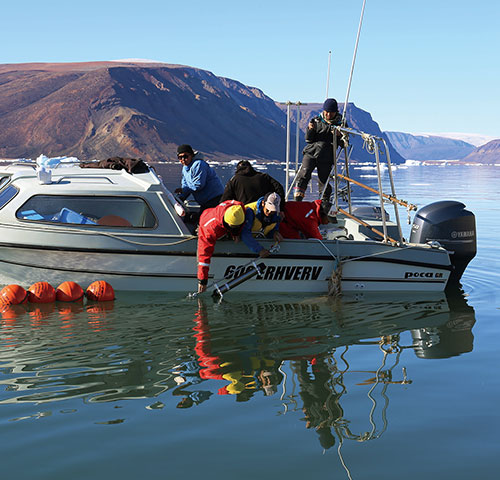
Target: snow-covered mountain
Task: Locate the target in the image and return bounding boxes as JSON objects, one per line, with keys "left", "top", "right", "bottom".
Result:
{"left": 416, "top": 132, "right": 497, "bottom": 148}
{"left": 384, "top": 131, "right": 476, "bottom": 160}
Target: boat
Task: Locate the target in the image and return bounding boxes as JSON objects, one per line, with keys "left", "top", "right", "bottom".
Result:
{"left": 0, "top": 128, "right": 476, "bottom": 294}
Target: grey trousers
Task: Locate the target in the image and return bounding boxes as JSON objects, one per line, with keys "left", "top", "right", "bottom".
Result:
{"left": 295, "top": 155, "right": 332, "bottom": 200}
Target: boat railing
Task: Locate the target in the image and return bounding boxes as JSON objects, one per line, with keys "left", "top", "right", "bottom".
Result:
{"left": 284, "top": 122, "right": 417, "bottom": 245}
{"left": 7, "top": 160, "right": 37, "bottom": 169}
{"left": 332, "top": 127, "right": 418, "bottom": 244}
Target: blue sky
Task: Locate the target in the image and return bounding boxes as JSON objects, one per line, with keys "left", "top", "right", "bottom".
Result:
{"left": 2, "top": 0, "right": 499, "bottom": 138}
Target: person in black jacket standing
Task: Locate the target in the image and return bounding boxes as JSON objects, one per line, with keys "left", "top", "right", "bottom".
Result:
{"left": 294, "top": 98, "right": 343, "bottom": 202}
{"left": 220, "top": 160, "right": 285, "bottom": 205}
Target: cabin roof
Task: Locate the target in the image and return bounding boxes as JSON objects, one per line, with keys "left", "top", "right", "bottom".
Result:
{"left": 0, "top": 164, "right": 163, "bottom": 194}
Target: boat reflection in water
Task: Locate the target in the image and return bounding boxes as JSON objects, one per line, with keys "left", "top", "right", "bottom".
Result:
{"left": 0, "top": 289, "right": 475, "bottom": 449}
{"left": 184, "top": 289, "right": 475, "bottom": 449}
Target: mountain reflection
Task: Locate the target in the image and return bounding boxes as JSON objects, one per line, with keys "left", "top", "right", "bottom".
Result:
{"left": 0, "top": 290, "right": 475, "bottom": 447}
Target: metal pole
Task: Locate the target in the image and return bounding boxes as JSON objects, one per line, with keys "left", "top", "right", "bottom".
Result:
{"left": 344, "top": 141, "right": 352, "bottom": 215}
{"left": 285, "top": 102, "right": 291, "bottom": 197}
{"left": 382, "top": 138, "right": 404, "bottom": 242}
{"left": 374, "top": 144, "right": 388, "bottom": 242}
{"left": 326, "top": 50, "right": 332, "bottom": 98}
{"left": 342, "top": 0, "right": 367, "bottom": 127}
{"left": 333, "top": 131, "right": 338, "bottom": 211}
{"left": 295, "top": 102, "right": 301, "bottom": 174}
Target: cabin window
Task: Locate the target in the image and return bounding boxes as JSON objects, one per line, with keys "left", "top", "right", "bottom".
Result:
{"left": 0, "top": 185, "right": 18, "bottom": 209}
{"left": 16, "top": 195, "right": 156, "bottom": 228}
{"left": 0, "top": 176, "right": 11, "bottom": 190}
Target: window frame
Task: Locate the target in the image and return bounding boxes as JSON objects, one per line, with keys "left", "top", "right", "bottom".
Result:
{"left": 0, "top": 183, "right": 19, "bottom": 211}
{"left": 15, "top": 194, "right": 159, "bottom": 229}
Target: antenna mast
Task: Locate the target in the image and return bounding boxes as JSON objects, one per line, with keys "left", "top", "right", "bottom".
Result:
{"left": 325, "top": 50, "right": 332, "bottom": 98}
{"left": 342, "top": 0, "right": 367, "bottom": 126}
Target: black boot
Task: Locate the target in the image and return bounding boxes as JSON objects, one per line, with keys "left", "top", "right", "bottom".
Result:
{"left": 294, "top": 192, "right": 304, "bottom": 202}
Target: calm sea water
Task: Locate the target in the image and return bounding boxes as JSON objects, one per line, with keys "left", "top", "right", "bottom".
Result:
{"left": 1, "top": 163, "right": 499, "bottom": 479}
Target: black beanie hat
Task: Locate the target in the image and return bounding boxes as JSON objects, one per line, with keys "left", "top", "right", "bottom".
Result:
{"left": 322, "top": 98, "right": 338, "bottom": 113}
{"left": 177, "top": 144, "right": 194, "bottom": 155}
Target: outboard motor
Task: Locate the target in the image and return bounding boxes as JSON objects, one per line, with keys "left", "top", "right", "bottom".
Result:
{"left": 410, "top": 201, "right": 476, "bottom": 285}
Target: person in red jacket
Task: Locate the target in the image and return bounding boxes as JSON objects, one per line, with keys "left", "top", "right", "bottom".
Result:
{"left": 197, "top": 200, "right": 247, "bottom": 293}
{"left": 279, "top": 200, "right": 331, "bottom": 240}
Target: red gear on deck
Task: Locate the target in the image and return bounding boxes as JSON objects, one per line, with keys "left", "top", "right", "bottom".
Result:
{"left": 197, "top": 200, "right": 246, "bottom": 282}
{"left": 279, "top": 200, "right": 325, "bottom": 240}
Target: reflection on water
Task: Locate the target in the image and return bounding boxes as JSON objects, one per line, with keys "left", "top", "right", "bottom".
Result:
{"left": 182, "top": 290, "right": 475, "bottom": 452}
{"left": 0, "top": 290, "right": 475, "bottom": 453}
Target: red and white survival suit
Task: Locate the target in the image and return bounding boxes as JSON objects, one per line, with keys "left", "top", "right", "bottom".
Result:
{"left": 197, "top": 200, "right": 245, "bottom": 283}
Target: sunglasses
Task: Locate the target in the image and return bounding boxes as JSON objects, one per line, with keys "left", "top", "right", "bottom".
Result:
{"left": 177, "top": 153, "right": 191, "bottom": 159}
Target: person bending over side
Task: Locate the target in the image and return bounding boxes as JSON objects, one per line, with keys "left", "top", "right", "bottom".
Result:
{"left": 279, "top": 200, "right": 331, "bottom": 240}
{"left": 241, "top": 192, "right": 283, "bottom": 258}
{"left": 197, "top": 200, "right": 247, "bottom": 293}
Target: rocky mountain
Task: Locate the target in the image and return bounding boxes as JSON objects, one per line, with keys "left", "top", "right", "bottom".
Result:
{"left": 0, "top": 61, "right": 405, "bottom": 164}
{"left": 0, "top": 61, "right": 288, "bottom": 162}
{"left": 461, "top": 139, "right": 500, "bottom": 164}
{"left": 384, "top": 131, "right": 476, "bottom": 160}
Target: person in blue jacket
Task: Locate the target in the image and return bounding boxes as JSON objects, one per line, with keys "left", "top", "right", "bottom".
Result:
{"left": 174, "top": 144, "right": 224, "bottom": 214}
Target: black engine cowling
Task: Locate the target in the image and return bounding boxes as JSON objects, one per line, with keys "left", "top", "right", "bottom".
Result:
{"left": 410, "top": 201, "right": 476, "bottom": 285}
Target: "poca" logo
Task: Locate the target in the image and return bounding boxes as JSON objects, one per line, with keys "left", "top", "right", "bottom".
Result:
{"left": 404, "top": 271, "right": 444, "bottom": 279}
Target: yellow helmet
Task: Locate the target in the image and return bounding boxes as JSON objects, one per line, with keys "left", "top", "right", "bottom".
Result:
{"left": 223, "top": 205, "right": 245, "bottom": 227}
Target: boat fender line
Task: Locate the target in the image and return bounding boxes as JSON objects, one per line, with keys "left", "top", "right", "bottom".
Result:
{"left": 328, "top": 257, "right": 342, "bottom": 296}
{"left": 212, "top": 261, "right": 266, "bottom": 299}
{"left": 0, "top": 221, "right": 197, "bottom": 246}
{"left": 310, "top": 238, "right": 343, "bottom": 296}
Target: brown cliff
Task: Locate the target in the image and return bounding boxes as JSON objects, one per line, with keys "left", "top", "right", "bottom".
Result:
{"left": 0, "top": 61, "right": 286, "bottom": 162}
{"left": 461, "top": 139, "right": 500, "bottom": 164}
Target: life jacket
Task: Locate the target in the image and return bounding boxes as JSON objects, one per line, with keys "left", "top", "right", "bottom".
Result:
{"left": 245, "top": 198, "right": 280, "bottom": 237}
{"left": 197, "top": 200, "right": 245, "bottom": 281}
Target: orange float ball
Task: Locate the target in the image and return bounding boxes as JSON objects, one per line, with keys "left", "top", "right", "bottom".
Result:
{"left": 28, "top": 281, "right": 56, "bottom": 304}
{"left": 56, "top": 281, "right": 84, "bottom": 302}
{"left": 0, "top": 284, "right": 28, "bottom": 305}
{"left": 86, "top": 280, "right": 115, "bottom": 301}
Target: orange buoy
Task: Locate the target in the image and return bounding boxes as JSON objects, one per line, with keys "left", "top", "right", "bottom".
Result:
{"left": 56, "top": 281, "right": 84, "bottom": 302}
{"left": 28, "top": 281, "right": 56, "bottom": 304}
{"left": 86, "top": 280, "right": 115, "bottom": 301}
{"left": 0, "top": 284, "right": 28, "bottom": 305}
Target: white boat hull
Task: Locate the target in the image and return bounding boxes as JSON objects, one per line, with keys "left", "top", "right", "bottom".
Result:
{"left": 0, "top": 237, "right": 451, "bottom": 293}
{"left": 0, "top": 162, "right": 461, "bottom": 295}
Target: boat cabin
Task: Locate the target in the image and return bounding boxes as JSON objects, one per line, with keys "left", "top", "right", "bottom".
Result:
{"left": 0, "top": 162, "right": 193, "bottom": 237}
